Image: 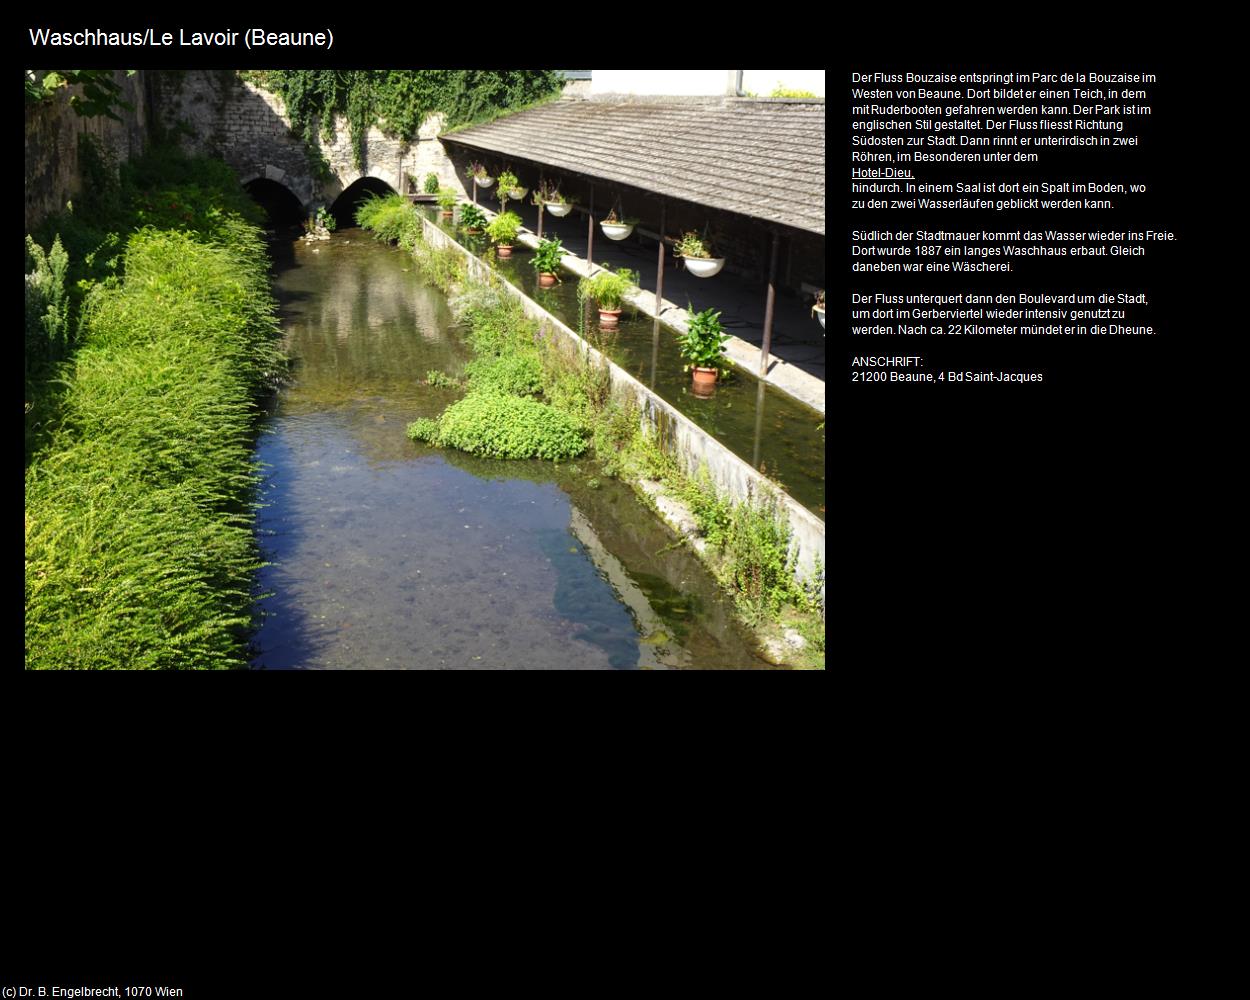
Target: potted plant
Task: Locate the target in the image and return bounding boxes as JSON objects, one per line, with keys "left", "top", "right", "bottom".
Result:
{"left": 459, "top": 203, "right": 487, "bottom": 234}
{"left": 676, "top": 306, "right": 730, "bottom": 392}
{"left": 486, "top": 210, "right": 522, "bottom": 257}
{"left": 812, "top": 290, "right": 825, "bottom": 329}
{"left": 509, "top": 182, "right": 529, "bottom": 202}
{"left": 534, "top": 181, "right": 575, "bottom": 217}
{"left": 576, "top": 266, "right": 638, "bottom": 327}
{"left": 436, "top": 187, "right": 458, "bottom": 217}
{"left": 531, "top": 237, "right": 565, "bottom": 287}
{"left": 494, "top": 170, "right": 519, "bottom": 211}
{"left": 674, "top": 230, "right": 725, "bottom": 278}
{"left": 423, "top": 172, "right": 440, "bottom": 194}
{"left": 599, "top": 208, "right": 636, "bottom": 241}
{"left": 466, "top": 161, "right": 494, "bottom": 187}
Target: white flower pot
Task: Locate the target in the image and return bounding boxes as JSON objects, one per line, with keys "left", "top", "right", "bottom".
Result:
{"left": 545, "top": 202, "right": 573, "bottom": 217}
{"left": 475, "top": 176, "right": 494, "bottom": 188}
{"left": 600, "top": 221, "right": 634, "bottom": 241}
{"left": 814, "top": 306, "right": 825, "bottom": 329}
{"left": 683, "top": 256, "right": 726, "bottom": 278}
{"left": 510, "top": 188, "right": 528, "bottom": 201}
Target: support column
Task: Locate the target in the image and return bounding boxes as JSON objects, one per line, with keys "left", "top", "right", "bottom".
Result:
{"left": 586, "top": 185, "right": 595, "bottom": 275}
{"left": 650, "top": 200, "right": 666, "bottom": 388}
{"left": 759, "top": 230, "right": 781, "bottom": 378}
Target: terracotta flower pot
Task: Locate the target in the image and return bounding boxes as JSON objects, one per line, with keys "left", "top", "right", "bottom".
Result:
{"left": 691, "top": 366, "right": 718, "bottom": 391}
{"left": 496, "top": 245, "right": 513, "bottom": 258}
{"left": 465, "top": 227, "right": 481, "bottom": 235}
{"left": 538, "top": 273, "right": 558, "bottom": 287}
{"left": 440, "top": 210, "right": 453, "bottom": 218}
{"left": 598, "top": 308, "right": 622, "bottom": 327}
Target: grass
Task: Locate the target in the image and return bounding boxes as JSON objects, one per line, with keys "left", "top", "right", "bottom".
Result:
{"left": 25, "top": 147, "right": 284, "bottom": 669}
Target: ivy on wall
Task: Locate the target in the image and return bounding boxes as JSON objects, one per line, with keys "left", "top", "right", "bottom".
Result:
{"left": 243, "top": 70, "right": 564, "bottom": 169}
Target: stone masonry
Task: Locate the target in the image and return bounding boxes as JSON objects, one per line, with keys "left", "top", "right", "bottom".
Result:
{"left": 25, "top": 71, "right": 149, "bottom": 232}
{"left": 152, "top": 71, "right": 470, "bottom": 213}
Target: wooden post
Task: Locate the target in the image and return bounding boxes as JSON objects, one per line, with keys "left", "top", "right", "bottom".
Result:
{"left": 759, "top": 230, "right": 781, "bottom": 378}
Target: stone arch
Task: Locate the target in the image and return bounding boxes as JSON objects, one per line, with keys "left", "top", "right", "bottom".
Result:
{"left": 243, "top": 176, "right": 306, "bottom": 226}
{"left": 329, "top": 176, "right": 398, "bottom": 228}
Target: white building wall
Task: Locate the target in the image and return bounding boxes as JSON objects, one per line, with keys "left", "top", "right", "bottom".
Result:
{"left": 742, "top": 69, "right": 825, "bottom": 97}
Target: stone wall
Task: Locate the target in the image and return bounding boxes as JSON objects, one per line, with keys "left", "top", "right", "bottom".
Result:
{"left": 24, "top": 71, "right": 149, "bottom": 232}
{"left": 151, "top": 71, "right": 470, "bottom": 210}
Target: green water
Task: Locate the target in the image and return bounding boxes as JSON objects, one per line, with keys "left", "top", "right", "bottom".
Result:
{"left": 250, "top": 229, "right": 775, "bottom": 669}
{"left": 427, "top": 209, "right": 826, "bottom": 518}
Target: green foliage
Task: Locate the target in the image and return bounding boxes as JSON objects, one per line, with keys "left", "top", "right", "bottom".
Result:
{"left": 436, "top": 187, "right": 458, "bottom": 211}
{"left": 423, "top": 172, "right": 441, "bottom": 194}
{"left": 255, "top": 71, "right": 564, "bottom": 169}
{"left": 316, "top": 206, "right": 336, "bottom": 232}
{"left": 425, "top": 369, "right": 461, "bottom": 388}
{"left": 493, "top": 171, "right": 519, "bottom": 209}
{"left": 25, "top": 226, "right": 284, "bottom": 669}
{"left": 534, "top": 181, "right": 572, "bottom": 206}
{"left": 409, "top": 391, "right": 586, "bottom": 461}
{"left": 463, "top": 353, "right": 544, "bottom": 397}
{"left": 531, "top": 236, "right": 565, "bottom": 275}
{"left": 674, "top": 230, "right": 716, "bottom": 259}
{"left": 27, "top": 143, "right": 273, "bottom": 465}
{"left": 25, "top": 236, "right": 70, "bottom": 377}
{"left": 458, "top": 203, "right": 487, "bottom": 231}
{"left": 724, "top": 488, "right": 802, "bottom": 622}
{"left": 770, "top": 83, "right": 818, "bottom": 98}
{"left": 354, "top": 192, "right": 420, "bottom": 247}
{"left": 676, "top": 306, "right": 729, "bottom": 369}
{"left": 466, "top": 161, "right": 491, "bottom": 182}
{"left": 577, "top": 267, "right": 638, "bottom": 311}
{"left": 486, "top": 211, "right": 521, "bottom": 245}
{"left": 26, "top": 70, "right": 136, "bottom": 120}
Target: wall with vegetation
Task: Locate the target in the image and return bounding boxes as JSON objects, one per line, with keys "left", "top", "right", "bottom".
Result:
{"left": 24, "top": 70, "right": 149, "bottom": 231}
{"left": 150, "top": 71, "right": 567, "bottom": 210}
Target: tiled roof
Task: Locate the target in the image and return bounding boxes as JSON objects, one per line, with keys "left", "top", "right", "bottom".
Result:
{"left": 442, "top": 97, "right": 825, "bottom": 236}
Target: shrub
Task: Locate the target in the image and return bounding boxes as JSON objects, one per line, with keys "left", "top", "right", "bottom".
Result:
{"left": 676, "top": 306, "right": 730, "bottom": 370}
{"left": 423, "top": 172, "right": 440, "bottom": 193}
{"left": 355, "top": 192, "right": 421, "bottom": 246}
{"left": 25, "top": 235, "right": 70, "bottom": 376}
{"left": 409, "top": 391, "right": 586, "bottom": 461}
{"left": 459, "top": 203, "right": 487, "bottom": 231}
{"left": 725, "top": 488, "right": 801, "bottom": 622}
{"left": 463, "top": 352, "right": 543, "bottom": 396}
{"left": 576, "top": 267, "right": 637, "bottom": 311}
{"left": 531, "top": 236, "right": 565, "bottom": 275}
{"left": 436, "top": 186, "right": 458, "bottom": 211}
{"left": 486, "top": 211, "right": 522, "bottom": 245}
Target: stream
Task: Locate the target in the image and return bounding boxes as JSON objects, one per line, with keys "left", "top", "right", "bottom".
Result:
{"left": 249, "top": 228, "right": 775, "bottom": 669}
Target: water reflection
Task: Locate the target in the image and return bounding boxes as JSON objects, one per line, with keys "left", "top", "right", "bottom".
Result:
{"left": 251, "top": 230, "right": 772, "bottom": 669}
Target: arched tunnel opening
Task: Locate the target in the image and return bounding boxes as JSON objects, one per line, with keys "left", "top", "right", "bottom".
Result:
{"left": 331, "top": 177, "right": 397, "bottom": 229}
{"left": 244, "top": 178, "right": 305, "bottom": 227}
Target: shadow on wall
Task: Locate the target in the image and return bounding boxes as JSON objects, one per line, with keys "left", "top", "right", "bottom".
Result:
{"left": 330, "top": 177, "right": 397, "bottom": 228}
{"left": 244, "top": 177, "right": 305, "bottom": 226}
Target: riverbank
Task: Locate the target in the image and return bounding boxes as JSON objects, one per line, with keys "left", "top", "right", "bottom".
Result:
{"left": 25, "top": 147, "right": 284, "bottom": 669}
{"left": 357, "top": 193, "right": 824, "bottom": 667}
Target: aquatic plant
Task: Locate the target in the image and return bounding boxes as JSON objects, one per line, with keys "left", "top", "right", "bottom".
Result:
{"left": 407, "top": 391, "right": 586, "bottom": 461}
